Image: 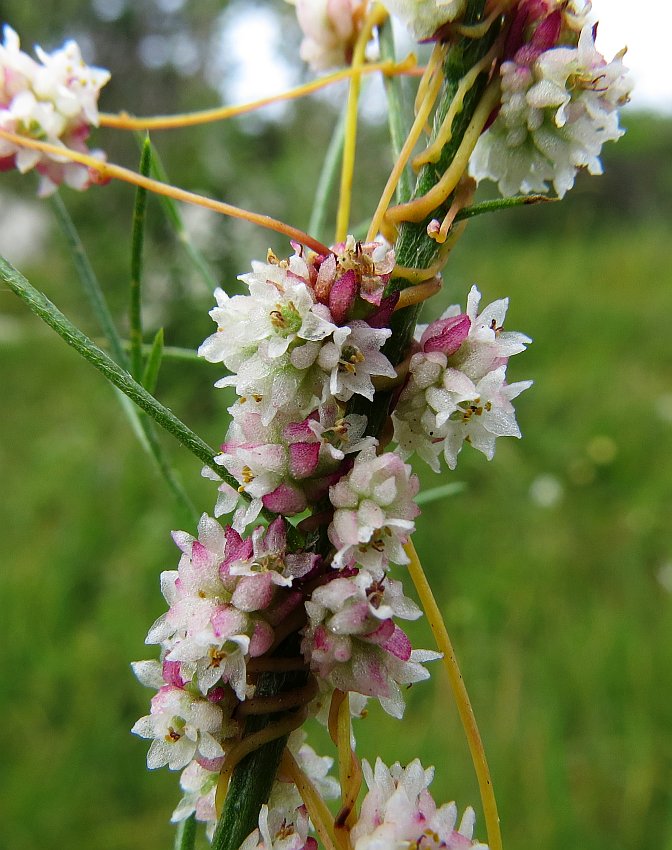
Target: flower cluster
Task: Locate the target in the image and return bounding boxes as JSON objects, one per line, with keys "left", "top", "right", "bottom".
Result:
{"left": 470, "top": 1, "right": 632, "bottom": 197}
{"left": 0, "top": 26, "right": 109, "bottom": 195}
{"left": 393, "top": 286, "right": 532, "bottom": 470}
{"left": 290, "top": 0, "right": 367, "bottom": 71}
{"left": 351, "top": 758, "right": 488, "bottom": 850}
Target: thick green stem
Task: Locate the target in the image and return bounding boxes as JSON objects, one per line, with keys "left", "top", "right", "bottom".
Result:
{"left": 211, "top": 665, "right": 306, "bottom": 850}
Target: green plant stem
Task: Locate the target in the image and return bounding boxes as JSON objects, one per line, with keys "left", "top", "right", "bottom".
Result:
{"left": 379, "top": 20, "right": 412, "bottom": 204}
{"left": 174, "top": 814, "right": 197, "bottom": 850}
{"left": 415, "top": 481, "right": 465, "bottom": 505}
{"left": 51, "top": 193, "right": 127, "bottom": 367}
{"left": 211, "top": 667, "right": 305, "bottom": 850}
{"left": 349, "top": 0, "right": 501, "bottom": 438}
{"left": 142, "top": 327, "right": 164, "bottom": 394}
{"left": 129, "top": 136, "right": 152, "bottom": 381}
{"left": 51, "top": 194, "right": 197, "bottom": 523}
{"left": 308, "top": 104, "right": 347, "bottom": 244}
{"left": 145, "top": 137, "right": 220, "bottom": 292}
{"left": 0, "top": 255, "right": 233, "bottom": 487}
{"left": 454, "top": 194, "right": 556, "bottom": 222}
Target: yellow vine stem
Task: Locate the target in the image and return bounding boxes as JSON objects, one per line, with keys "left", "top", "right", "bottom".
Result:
{"left": 281, "top": 749, "right": 340, "bottom": 850}
{"left": 393, "top": 276, "right": 442, "bottom": 311}
{"left": 385, "top": 80, "right": 501, "bottom": 226}
{"left": 404, "top": 540, "right": 502, "bottom": 850}
{"left": 452, "top": 0, "right": 510, "bottom": 38}
{"left": 99, "top": 56, "right": 419, "bottom": 130}
{"left": 366, "top": 42, "right": 446, "bottom": 242}
{"left": 335, "top": 2, "right": 389, "bottom": 244}
{"left": 214, "top": 710, "right": 308, "bottom": 817}
{"left": 412, "top": 41, "right": 500, "bottom": 170}
{"left": 0, "top": 130, "right": 330, "bottom": 255}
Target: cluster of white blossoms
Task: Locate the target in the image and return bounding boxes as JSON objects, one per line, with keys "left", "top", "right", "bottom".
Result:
{"left": 469, "top": 0, "right": 632, "bottom": 197}
{"left": 352, "top": 759, "right": 488, "bottom": 850}
{"left": 133, "top": 238, "right": 447, "bottom": 839}
{"left": 0, "top": 25, "right": 109, "bottom": 195}
{"left": 393, "top": 286, "right": 532, "bottom": 471}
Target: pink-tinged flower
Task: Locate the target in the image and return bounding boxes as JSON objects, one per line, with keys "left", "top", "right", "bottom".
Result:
{"left": 382, "top": 0, "right": 467, "bottom": 41}
{"left": 302, "top": 569, "right": 437, "bottom": 717}
{"left": 0, "top": 26, "right": 109, "bottom": 195}
{"left": 351, "top": 758, "right": 489, "bottom": 850}
{"left": 144, "top": 514, "right": 308, "bottom": 700}
{"left": 131, "top": 685, "right": 226, "bottom": 771}
{"left": 290, "top": 0, "right": 366, "bottom": 72}
{"left": 470, "top": 14, "right": 631, "bottom": 198}
{"left": 394, "top": 287, "right": 531, "bottom": 471}
{"left": 328, "top": 446, "right": 420, "bottom": 572}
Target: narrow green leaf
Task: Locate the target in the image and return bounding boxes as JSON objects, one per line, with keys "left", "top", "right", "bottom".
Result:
{"left": 129, "top": 135, "right": 152, "bottom": 381}
{"left": 51, "top": 193, "right": 127, "bottom": 367}
{"left": 308, "top": 103, "right": 347, "bottom": 244}
{"left": 454, "top": 194, "right": 557, "bottom": 222}
{"left": 144, "top": 136, "right": 219, "bottom": 292}
{"left": 142, "top": 327, "right": 164, "bottom": 394}
{"left": 174, "top": 814, "right": 197, "bottom": 850}
{"left": 0, "top": 255, "right": 228, "bottom": 484}
{"left": 416, "top": 481, "right": 465, "bottom": 506}
{"left": 379, "top": 20, "right": 413, "bottom": 204}
{"left": 116, "top": 340, "right": 207, "bottom": 364}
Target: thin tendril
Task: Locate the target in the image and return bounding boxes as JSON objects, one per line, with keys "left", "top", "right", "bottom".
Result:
{"left": 404, "top": 540, "right": 503, "bottom": 850}
{"left": 335, "top": 3, "right": 389, "bottom": 243}
{"left": 99, "top": 58, "right": 418, "bottom": 130}
{"left": 281, "top": 749, "right": 340, "bottom": 850}
{"left": 0, "top": 129, "right": 330, "bottom": 255}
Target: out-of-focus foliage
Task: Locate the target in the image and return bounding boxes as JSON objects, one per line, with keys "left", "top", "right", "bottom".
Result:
{"left": 1, "top": 2, "right": 671, "bottom": 849}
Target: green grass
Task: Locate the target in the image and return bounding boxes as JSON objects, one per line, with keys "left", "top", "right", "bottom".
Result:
{"left": 2, "top": 211, "right": 671, "bottom": 850}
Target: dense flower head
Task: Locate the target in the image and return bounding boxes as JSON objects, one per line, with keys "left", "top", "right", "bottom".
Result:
{"left": 351, "top": 758, "right": 488, "bottom": 850}
{"left": 199, "top": 240, "right": 396, "bottom": 426}
{"left": 328, "top": 445, "right": 420, "bottom": 573}
{"left": 215, "top": 397, "right": 375, "bottom": 522}
{"left": 470, "top": 8, "right": 631, "bottom": 198}
{"left": 382, "top": 0, "right": 467, "bottom": 41}
{"left": 290, "top": 0, "right": 367, "bottom": 72}
{"left": 393, "top": 286, "right": 532, "bottom": 470}
{"left": 142, "top": 514, "right": 307, "bottom": 700}
{"left": 302, "top": 569, "right": 438, "bottom": 717}
{"left": 0, "top": 25, "right": 109, "bottom": 195}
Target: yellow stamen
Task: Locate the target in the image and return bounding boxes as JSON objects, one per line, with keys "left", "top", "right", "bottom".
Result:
{"left": 0, "top": 129, "right": 330, "bottom": 255}
{"left": 404, "top": 540, "right": 503, "bottom": 850}
{"left": 335, "top": 3, "right": 390, "bottom": 244}
{"left": 99, "top": 56, "right": 419, "bottom": 130}
{"left": 366, "top": 43, "right": 446, "bottom": 243}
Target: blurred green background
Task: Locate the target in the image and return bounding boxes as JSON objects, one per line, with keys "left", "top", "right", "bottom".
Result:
{"left": 1, "top": 1, "right": 671, "bottom": 849}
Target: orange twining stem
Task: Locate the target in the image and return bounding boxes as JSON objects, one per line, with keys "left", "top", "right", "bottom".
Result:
{"left": 99, "top": 56, "right": 420, "bottom": 130}
{"left": 366, "top": 42, "right": 446, "bottom": 242}
{"left": 0, "top": 129, "right": 330, "bottom": 255}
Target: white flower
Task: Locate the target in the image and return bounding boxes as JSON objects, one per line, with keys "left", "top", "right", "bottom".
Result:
{"left": 239, "top": 803, "right": 313, "bottom": 850}
{"left": 131, "top": 685, "right": 225, "bottom": 771}
{"left": 470, "top": 22, "right": 631, "bottom": 198}
{"left": 351, "top": 758, "right": 488, "bottom": 850}
{"left": 382, "top": 0, "right": 466, "bottom": 41}
{"left": 317, "top": 321, "right": 396, "bottom": 403}
{"left": 0, "top": 26, "right": 109, "bottom": 195}
{"left": 172, "top": 760, "right": 218, "bottom": 838}
{"left": 328, "top": 445, "right": 420, "bottom": 572}
{"left": 393, "top": 287, "right": 531, "bottom": 470}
